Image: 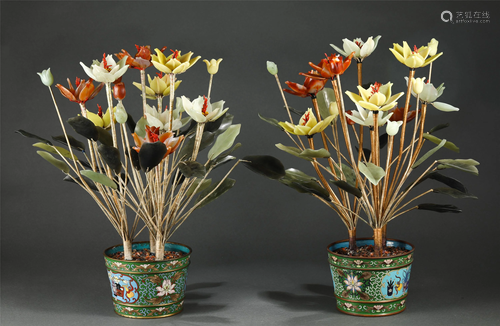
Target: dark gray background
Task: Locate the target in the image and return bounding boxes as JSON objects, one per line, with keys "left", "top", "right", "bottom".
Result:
{"left": 2, "top": 1, "right": 500, "bottom": 325}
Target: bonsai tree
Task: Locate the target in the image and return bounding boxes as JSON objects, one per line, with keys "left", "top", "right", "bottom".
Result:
{"left": 21, "top": 45, "right": 242, "bottom": 260}
{"left": 244, "top": 36, "right": 478, "bottom": 256}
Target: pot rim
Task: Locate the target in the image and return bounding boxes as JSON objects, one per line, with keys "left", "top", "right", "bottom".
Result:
{"left": 326, "top": 237, "right": 415, "bottom": 259}
{"left": 103, "top": 240, "right": 192, "bottom": 262}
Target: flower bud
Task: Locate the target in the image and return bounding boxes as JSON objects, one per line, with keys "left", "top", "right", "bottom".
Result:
{"left": 386, "top": 120, "right": 403, "bottom": 136}
{"left": 37, "top": 68, "right": 53, "bottom": 86}
{"left": 412, "top": 77, "right": 425, "bottom": 95}
{"left": 267, "top": 61, "right": 278, "bottom": 75}
{"left": 203, "top": 58, "right": 223, "bottom": 75}
{"left": 427, "top": 38, "right": 439, "bottom": 56}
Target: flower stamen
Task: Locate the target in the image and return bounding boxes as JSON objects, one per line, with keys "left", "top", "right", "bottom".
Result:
{"left": 201, "top": 95, "right": 209, "bottom": 116}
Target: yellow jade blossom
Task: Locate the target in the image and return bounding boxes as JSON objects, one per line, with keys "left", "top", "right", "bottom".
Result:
{"left": 279, "top": 109, "right": 335, "bottom": 136}
{"left": 389, "top": 41, "right": 443, "bottom": 68}
{"left": 151, "top": 49, "right": 201, "bottom": 75}
{"left": 133, "top": 74, "right": 182, "bottom": 100}
{"left": 427, "top": 38, "right": 439, "bottom": 56}
{"left": 87, "top": 108, "right": 112, "bottom": 128}
{"left": 203, "top": 58, "right": 223, "bottom": 74}
{"left": 346, "top": 82, "right": 404, "bottom": 112}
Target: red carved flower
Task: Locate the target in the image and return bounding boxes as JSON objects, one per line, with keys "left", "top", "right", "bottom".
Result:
{"left": 132, "top": 126, "right": 184, "bottom": 158}
{"left": 55, "top": 78, "right": 104, "bottom": 104}
{"left": 388, "top": 105, "right": 418, "bottom": 123}
{"left": 302, "top": 52, "right": 354, "bottom": 80}
{"left": 116, "top": 45, "right": 154, "bottom": 70}
{"left": 284, "top": 71, "right": 327, "bottom": 98}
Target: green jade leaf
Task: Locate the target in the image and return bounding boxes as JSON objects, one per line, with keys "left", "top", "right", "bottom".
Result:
{"left": 275, "top": 143, "right": 309, "bottom": 161}
{"left": 80, "top": 170, "right": 117, "bottom": 189}
{"left": 52, "top": 135, "right": 85, "bottom": 152}
{"left": 195, "top": 178, "right": 236, "bottom": 209}
{"left": 37, "top": 151, "right": 70, "bottom": 174}
{"left": 242, "top": 155, "right": 286, "bottom": 180}
{"left": 208, "top": 124, "right": 241, "bottom": 160}
{"left": 358, "top": 162, "right": 385, "bottom": 185}
{"left": 423, "top": 133, "right": 459, "bottom": 153}
{"left": 258, "top": 113, "right": 282, "bottom": 130}
{"left": 185, "top": 178, "right": 212, "bottom": 197}
{"left": 178, "top": 161, "right": 206, "bottom": 178}
{"left": 437, "top": 159, "right": 480, "bottom": 176}
{"left": 412, "top": 138, "right": 447, "bottom": 169}
{"left": 432, "top": 187, "right": 477, "bottom": 199}
{"left": 316, "top": 88, "right": 336, "bottom": 119}
{"left": 33, "top": 142, "right": 78, "bottom": 161}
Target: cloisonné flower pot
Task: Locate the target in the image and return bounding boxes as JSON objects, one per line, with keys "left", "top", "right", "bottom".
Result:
{"left": 327, "top": 238, "right": 414, "bottom": 317}
{"left": 103, "top": 241, "right": 191, "bottom": 319}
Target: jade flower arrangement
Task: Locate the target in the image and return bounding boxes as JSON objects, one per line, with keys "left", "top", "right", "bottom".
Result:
{"left": 244, "top": 36, "right": 478, "bottom": 255}
{"left": 21, "top": 45, "right": 243, "bottom": 261}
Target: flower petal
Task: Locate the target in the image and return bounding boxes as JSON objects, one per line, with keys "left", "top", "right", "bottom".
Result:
{"left": 432, "top": 102, "right": 459, "bottom": 112}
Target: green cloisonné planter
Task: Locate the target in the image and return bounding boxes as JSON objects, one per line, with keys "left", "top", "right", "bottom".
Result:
{"left": 104, "top": 241, "right": 191, "bottom": 319}
{"left": 327, "top": 238, "right": 414, "bottom": 317}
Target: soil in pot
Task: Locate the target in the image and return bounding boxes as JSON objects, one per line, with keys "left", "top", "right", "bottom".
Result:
{"left": 333, "top": 244, "right": 410, "bottom": 258}
{"left": 110, "top": 248, "right": 184, "bottom": 261}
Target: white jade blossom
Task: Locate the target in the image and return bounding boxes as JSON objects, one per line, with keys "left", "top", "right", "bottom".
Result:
{"left": 330, "top": 36, "right": 381, "bottom": 62}
{"left": 405, "top": 78, "right": 459, "bottom": 112}
{"left": 80, "top": 55, "right": 129, "bottom": 83}
{"left": 180, "top": 95, "right": 228, "bottom": 123}
{"left": 145, "top": 104, "right": 189, "bottom": 131}
{"left": 346, "top": 104, "right": 394, "bottom": 127}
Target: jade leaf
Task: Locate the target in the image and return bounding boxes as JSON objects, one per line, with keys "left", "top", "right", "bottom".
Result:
{"left": 332, "top": 164, "right": 357, "bottom": 187}
{"left": 138, "top": 142, "right": 167, "bottom": 172}
{"left": 279, "top": 168, "right": 330, "bottom": 201}
{"left": 127, "top": 147, "right": 141, "bottom": 170}
{"left": 358, "top": 162, "right": 385, "bottom": 185}
{"left": 52, "top": 135, "right": 85, "bottom": 152}
{"left": 80, "top": 170, "right": 117, "bottom": 189}
{"left": 412, "top": 172, "right": 469, "bottom": 193}
{"left": 98, "top": 144, "right": 122, "bottom": 173}
{"left": 287, "top": 106, "right": 305, "bottom": 116}
{"left": 423, "top": 133, "right": 459, "bottom": 153}
{"left": 437, "top": 159, "right": 480, "bottom": 176}
{"left": 242, "top": 155, "right": 286, "bottom": 180}
{"left": 316, "top": 88, "right": 336, "bottom": 119}
{"left": 33, "top": 142, "right": 78, "bottom": 161}
{"left": 67, "top": 116, "right": 98, "bottom": 141}
{"left": 205, "top": 112, "right": 226, "bottom": 133}
{"left": 207, "top": 143, "right": 241, "bottom": 169}
{"left": 63, "top": 175, "right": 98, "bottom": 191}
{"left": 417, "top": 203, "right": 461, "bottom": 213}
{"left": 412, "top": 138, "right": 447, "bottom": 169}
{"left": 275, "top": 143, "right": 309, "bottom": 161}
{"left": 185, "top": 178, "right": 212, "bottom": 197}
{"left": 214, "top": 113, "right": 234, "bottom": 135}
{"left": 37, "top": 151, "right": 70, "bottom": 174}
{"left": 134, "top": 117, "right": 147, "bottom": 138}
{"left": 432, "top": 187, "right": 477, "bottom": 199}
{"left": 96, "top": 127, "right": 113, "bottom": 146}
{"left": 428, "top": 123, "right": 450, "bottom": 134}
{"left": 178, "top": 161, "right": 206, "bottom": 178}
{"left": 300, "top": 148, "right": 331, "bottom": 159}
{"left": 179, "top": 131, "right": 215, "bottom": 160}
{"left": 16, "top": 129, "right": 52, "bottom": 145}
{"left": 259, "top": 113, "right": 282, "bottom": 130}
{"left": 196, "top": 178, "right": 236, "bottom": 209}
{"left": 208, "top": 124, "right": 241, "bottom": 160}
{"left": 126, "top": 113, "right": 136, "bottom": 134}
{"left": 330, "top": 180, "right": 362, "bottom": 198}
